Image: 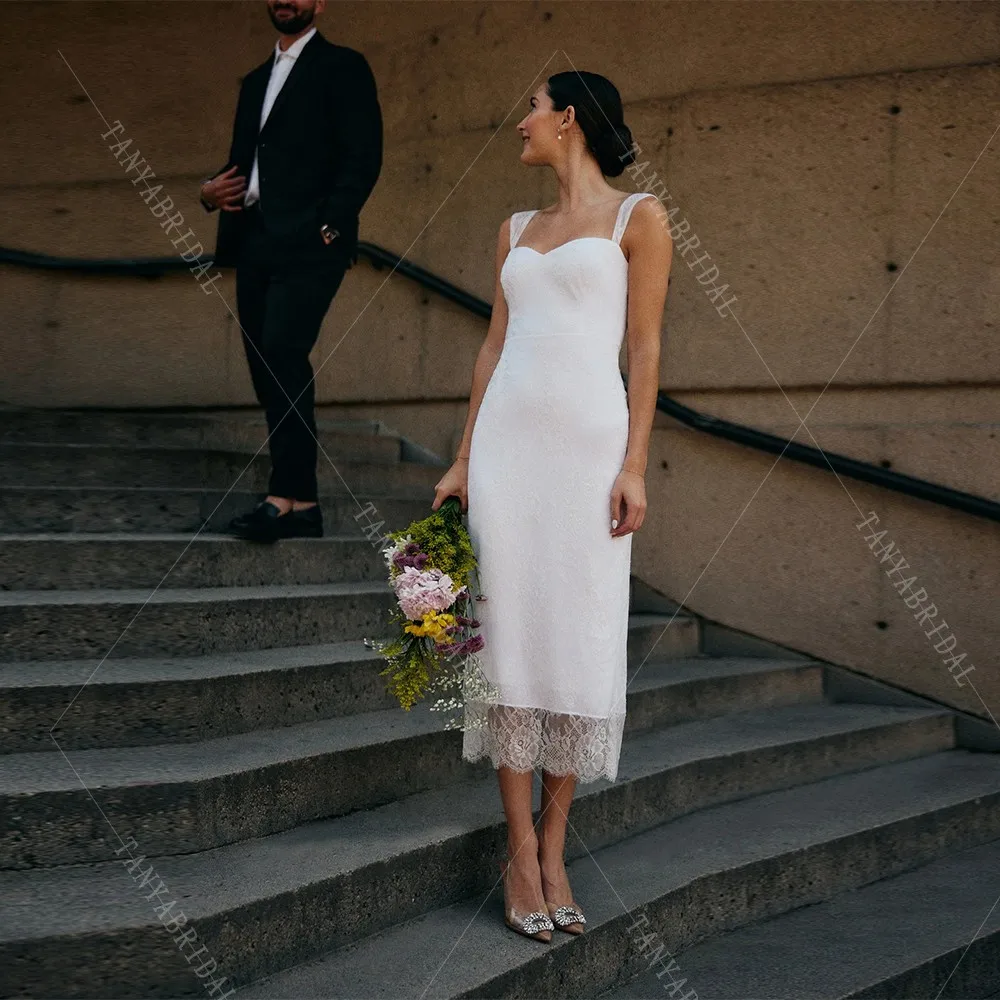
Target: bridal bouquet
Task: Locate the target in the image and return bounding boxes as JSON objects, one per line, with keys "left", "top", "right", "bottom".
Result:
{"left": 364, "top": 496, "right": 498, "bottom": 730}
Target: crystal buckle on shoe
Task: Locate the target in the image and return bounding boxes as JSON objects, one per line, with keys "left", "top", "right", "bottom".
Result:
{"left": 551, "top": 904, "right": 586, "bottom": 927}
{"left": 519, "top": 911, "right": 555, "bottom": 934}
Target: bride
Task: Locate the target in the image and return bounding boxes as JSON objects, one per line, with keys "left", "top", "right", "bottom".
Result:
{"left": 432, "top": 70, "right": 672, "bottom": 942}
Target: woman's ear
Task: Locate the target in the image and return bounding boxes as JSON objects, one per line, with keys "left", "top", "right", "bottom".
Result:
{"left": 562, "top": 104, "right": 576, "bottom": 128}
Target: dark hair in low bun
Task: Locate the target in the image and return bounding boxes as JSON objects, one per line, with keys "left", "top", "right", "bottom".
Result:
{"left": 591, "top": 123, "right": 636, "bottom": 177}
{"left": 546, "top": 71, "right": 636, "bottom": 177}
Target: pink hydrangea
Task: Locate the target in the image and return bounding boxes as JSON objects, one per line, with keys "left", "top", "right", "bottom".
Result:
{"left": 393, "top": 566, "right": 458, "bottom": 620}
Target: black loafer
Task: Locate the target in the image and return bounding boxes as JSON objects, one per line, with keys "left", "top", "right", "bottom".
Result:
{"left": 284, "top": 504, "right": 323, "bottom": 539}
{"left": 229, "top": 502, "right": 323, "bottom": 543}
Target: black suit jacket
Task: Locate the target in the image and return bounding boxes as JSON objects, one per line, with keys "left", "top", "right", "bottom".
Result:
{"left": 203, "top": 30, "right": 382, "bottom": 267}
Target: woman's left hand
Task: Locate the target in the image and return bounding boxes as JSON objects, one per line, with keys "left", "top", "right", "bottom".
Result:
{"left": 610, "top": 470, "right": 647, "bottom": 537}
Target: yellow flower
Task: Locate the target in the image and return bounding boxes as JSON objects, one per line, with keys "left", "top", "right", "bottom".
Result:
{"left": 404, "top": 611, "right": 457, "bottom": 642}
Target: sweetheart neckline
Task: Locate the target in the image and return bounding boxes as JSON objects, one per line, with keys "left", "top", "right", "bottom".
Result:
{"left": 509, "top": 237, "right": 627, "bottom": 263}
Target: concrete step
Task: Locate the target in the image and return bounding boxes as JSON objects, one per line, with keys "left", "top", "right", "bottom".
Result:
{"left": 0, "top": 443, "right": 443, "bottom": 491}
{"left": 6, "top": 639, "right": 395, "bottom": 752}
{"left": 622, "top": 656, "right": 822, "bottom": 736}
{"left": 5, "top": 749, "right": 991, "bottom": 999}
{"left": 0, "top": 487, "right": 434, "bottom": 534}
{"left": 0, "top": 600, "right": 685, "bottom": 666}
{"left": 4, "top": 616, "right": 700, "bottom": 750}
{"left": 0, "top": 700, "right": 953, "bottom": 871}
{"left": 235, "top": 751, "right": 1000, "bottom": 1000}
{"left": 625, "top": 611, "right": 699, "bottom": 667}
{"left": 0, "top": 409, "right": 405, "bottom": 463}
{"left": 0, "top": 534, "right": 388, "bottom": 590}
{"left": 0, "top": 581, "right": 396, "bottom": 661}
{"left": 604, "top": 837, "right": 1000, "bottom": 999}
{"left": 5, "top": 703, "right": 486, "bottom": 870}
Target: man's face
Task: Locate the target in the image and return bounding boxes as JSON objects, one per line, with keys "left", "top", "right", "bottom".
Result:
{"left": 267, "top": 0, "right": 319, "bottom": 35}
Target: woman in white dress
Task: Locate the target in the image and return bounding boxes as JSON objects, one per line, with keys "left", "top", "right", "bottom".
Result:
{"left": 432, "top": 70, "right": 672, "bottom": 942}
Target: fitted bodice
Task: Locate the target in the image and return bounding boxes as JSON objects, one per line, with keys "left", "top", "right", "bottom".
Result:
{"left": 500, "top": 192, "right": 654, "bottom": 355}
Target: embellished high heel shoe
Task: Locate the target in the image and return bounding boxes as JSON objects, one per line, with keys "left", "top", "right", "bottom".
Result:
{"left": 545, "top": 899, "right": 586, "bottom": 934}
{"left": 499, "top": 858, "right": 554, "bottom": 942}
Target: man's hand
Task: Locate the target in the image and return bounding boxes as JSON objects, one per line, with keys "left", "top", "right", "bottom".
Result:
{"left": 200, "top": 165, "right": 247, "bottom": 212}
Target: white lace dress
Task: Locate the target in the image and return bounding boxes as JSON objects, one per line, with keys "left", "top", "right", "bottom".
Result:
{"left": 462, "top": 192, "right": 655, "bottom": 783}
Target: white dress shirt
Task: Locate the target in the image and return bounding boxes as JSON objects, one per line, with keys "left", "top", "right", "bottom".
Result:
{"left": 244, "top": 26, "right": 317, "bottom": 207}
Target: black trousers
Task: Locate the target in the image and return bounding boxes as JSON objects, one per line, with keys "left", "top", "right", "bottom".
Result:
{"left": 235, "top": 202, "right": 351, "bottom": 503}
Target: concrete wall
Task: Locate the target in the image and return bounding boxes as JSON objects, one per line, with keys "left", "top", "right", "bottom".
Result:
{"left": 1, "top": 1, "right": 997, "bottom": 716}
{"left": 634, "top": 414, "right": 999, "bottom": 723}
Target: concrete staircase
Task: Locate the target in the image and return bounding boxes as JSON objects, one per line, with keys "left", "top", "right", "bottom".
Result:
{"left": 1, "top": 409, "right": 998, "bottom": 1000}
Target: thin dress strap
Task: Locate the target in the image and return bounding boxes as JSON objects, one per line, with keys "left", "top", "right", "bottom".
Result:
{"left": 612, "top": 192, "right": 657, "bottom": 245}
{"left": 509, "top": 209, "right": 539, "bottom": 250}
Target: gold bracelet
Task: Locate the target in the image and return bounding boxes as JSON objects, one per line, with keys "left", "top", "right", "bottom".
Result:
{"left": 455, "top": 456, "right": 470, "bottom": 461}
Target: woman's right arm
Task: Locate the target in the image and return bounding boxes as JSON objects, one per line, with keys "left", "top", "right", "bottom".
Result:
{"left": 431, "top": 217, "right": 512, "bottom": 511}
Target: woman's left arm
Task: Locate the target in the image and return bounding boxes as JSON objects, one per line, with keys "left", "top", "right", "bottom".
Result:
{"left": 610, "top": 196, "right": 673, "bottom": 537}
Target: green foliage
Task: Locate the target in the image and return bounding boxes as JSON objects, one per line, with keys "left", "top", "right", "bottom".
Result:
{"left": 389, "top": 496, "right": 476, "bottom": 589}
{"left": 375, "top": 599, "right": 464, "bottom": 712}
{"left": 378, "top": 637, "right": 431, "bottom": 712}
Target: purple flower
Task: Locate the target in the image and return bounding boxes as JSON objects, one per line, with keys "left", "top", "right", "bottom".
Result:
{"left": 438, "top": 633, "right": 485, "bottom": 658}
{"left": 393, "top": 548, "right": 431, "bottom": 572}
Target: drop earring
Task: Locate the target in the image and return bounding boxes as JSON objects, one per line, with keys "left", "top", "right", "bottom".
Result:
{"left": 557, "top": 130, "right": 563, "bottom": 140}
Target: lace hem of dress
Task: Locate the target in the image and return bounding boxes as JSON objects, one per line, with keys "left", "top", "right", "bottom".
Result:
{"left": 462, "top": 700, "right": 625, "bottom": 783}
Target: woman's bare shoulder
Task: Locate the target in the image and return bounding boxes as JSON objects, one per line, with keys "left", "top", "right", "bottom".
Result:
{"left": 631, "top": 192, "right": 669, "bottom": 225}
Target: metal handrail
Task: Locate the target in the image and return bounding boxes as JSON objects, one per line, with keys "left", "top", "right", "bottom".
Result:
{"left": 651, "top": 392, "right": 1000, "bottom": 522}
{"left": 2, "top": 241, "right": 997, "bottom": 523}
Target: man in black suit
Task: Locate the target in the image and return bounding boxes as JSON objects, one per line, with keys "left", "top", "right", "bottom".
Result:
{"left": 200, "top": 0, "right": 382, "bottom": 541}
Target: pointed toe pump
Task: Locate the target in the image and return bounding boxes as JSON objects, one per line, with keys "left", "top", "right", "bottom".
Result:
{"left": 499, "top": 858, "right": 554, "bottom": 943}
